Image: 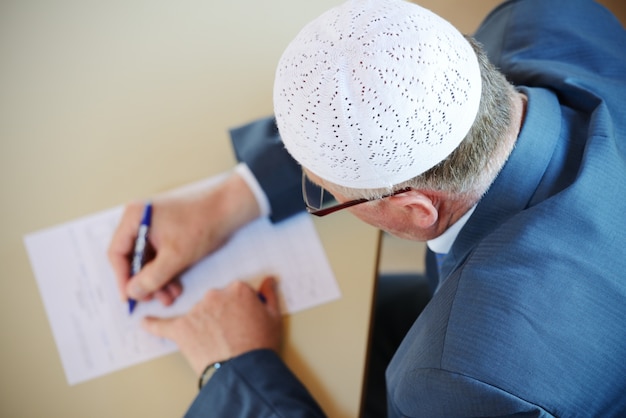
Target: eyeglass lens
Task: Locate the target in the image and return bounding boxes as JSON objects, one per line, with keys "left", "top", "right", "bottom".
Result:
{"left": 303, "top": 173, "right": 337, "bottom": 210}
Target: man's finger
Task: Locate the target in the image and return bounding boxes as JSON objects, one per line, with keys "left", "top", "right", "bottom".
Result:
{"left": 126, "top": 249, "right": 182, "bottom": 300}
{"left": 154, "top": 280, "right": 183, "bottom": 306}
{"left": 109, "top": 253, "right": 132, "bottom": 301}
{"left": 108, "top": 203, "right": 145, "bottom": 300}
{"left": 258, "top": 276, "right": 280, "bottom": 316}
{"left": 142, "top": 315, "right": 179, "bottom": 340}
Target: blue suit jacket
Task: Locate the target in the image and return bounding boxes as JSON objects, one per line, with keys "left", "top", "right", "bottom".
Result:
{"left": 186, "top": 1, "right": 626, "bottom": 416}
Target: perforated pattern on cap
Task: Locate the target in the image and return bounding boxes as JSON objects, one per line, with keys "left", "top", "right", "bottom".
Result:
{"left": 273, "top": 0, "right": 481, "bottom": 189}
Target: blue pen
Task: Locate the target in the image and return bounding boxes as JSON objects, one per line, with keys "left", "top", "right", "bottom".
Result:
{"left": 128, "top": 202, "right": 152, "bottom": 314}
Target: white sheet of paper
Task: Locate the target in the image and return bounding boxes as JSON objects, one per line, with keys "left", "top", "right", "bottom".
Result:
{"left": 24, "top": 175, "right": 340, "bottom": 385}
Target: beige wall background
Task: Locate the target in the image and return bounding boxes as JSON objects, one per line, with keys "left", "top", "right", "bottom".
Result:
{"left": 1, "top": 1, "right": 623, "bottom": 417}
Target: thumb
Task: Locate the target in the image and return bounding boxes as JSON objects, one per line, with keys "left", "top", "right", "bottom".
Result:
{"left": 258, "top": 276, "right": 280, "bottom": 316}
{"left": 141, "top": 315, "right": 179, "bottom": 341}
{"left": 127, "top": 249, "right": 181, "bottom": 300}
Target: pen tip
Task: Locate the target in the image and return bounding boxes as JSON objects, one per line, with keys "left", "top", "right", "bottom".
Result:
{"left": 128, "top": 299, "right": 136, "bottom": 314}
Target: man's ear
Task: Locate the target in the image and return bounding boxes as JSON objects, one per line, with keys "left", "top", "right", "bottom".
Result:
{"left": 387, "top": 190, "right": 438, "bottom": 229}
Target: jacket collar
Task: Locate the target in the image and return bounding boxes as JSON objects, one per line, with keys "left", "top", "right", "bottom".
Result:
{"left": 439, "top": 86, "right": 562, "bottom": 280}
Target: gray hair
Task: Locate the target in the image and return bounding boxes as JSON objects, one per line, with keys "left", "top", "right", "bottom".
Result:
{"left": 329, "top": 37, "right": 518, "bottom": 203}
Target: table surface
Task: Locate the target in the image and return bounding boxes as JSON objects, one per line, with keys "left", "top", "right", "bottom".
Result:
{"left": 0, "top": 1, "right": 378, "bottom": 416}
{"left": 2, "top": 1, "right": 623, "bottom": 417}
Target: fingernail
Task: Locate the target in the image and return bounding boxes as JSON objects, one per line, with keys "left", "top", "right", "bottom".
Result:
{"left": 129, "top": 282, "right": 146, "bottom": 300}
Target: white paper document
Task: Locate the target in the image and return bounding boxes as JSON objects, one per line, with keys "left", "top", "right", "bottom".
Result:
{"left": 24, "top": 176, "right": 340, "bottom": 385}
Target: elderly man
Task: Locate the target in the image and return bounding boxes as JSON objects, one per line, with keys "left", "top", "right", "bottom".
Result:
{"left": 109, "top": 0, "right": 626, "bottom": 416}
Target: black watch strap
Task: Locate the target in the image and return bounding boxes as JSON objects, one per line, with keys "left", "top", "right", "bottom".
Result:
{"left": 198, "top": 360, "right": 229, "bottom": 390}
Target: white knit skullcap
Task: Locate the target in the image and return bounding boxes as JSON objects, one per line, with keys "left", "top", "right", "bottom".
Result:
{"left": 273, "top": 0, "right": 482, "bottom": 189}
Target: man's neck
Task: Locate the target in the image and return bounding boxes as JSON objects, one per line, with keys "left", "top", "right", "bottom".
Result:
{"left": 432, "top": 91, "right": 528, "bottom": 239}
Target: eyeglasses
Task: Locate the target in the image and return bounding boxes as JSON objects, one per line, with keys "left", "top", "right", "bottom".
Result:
{"left": 302, "top": 171, "right": 411, "bottom": 217}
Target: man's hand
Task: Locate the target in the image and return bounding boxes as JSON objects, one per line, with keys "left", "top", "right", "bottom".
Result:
{"left": 108, "top": 172, "right": 261, "bottom": 306}
{"left": 142, "top": 277, "right": 282, "bottom": 376}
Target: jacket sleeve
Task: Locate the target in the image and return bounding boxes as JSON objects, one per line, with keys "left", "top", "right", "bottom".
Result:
{"left": 230, "top": 117, "right": 305, "bottom": 223}
{"left": 185, "top": 349, "right": 326, "bottom": 418}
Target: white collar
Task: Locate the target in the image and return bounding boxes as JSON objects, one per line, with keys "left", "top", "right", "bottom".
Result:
{"left": 427, "top": 205, "right": 476, "bottom": 254}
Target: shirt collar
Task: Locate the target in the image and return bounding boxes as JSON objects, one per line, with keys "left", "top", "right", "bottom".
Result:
{"left": 427, "top": 204, "right": 476, "bottom": 254}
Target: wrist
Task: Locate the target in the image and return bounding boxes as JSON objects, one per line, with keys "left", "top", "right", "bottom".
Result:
{"left": 214, "top": 171, "right": 262, "bottom": 231}
{"left": 234, "top": 163, "right": 271, "bottom": 218}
